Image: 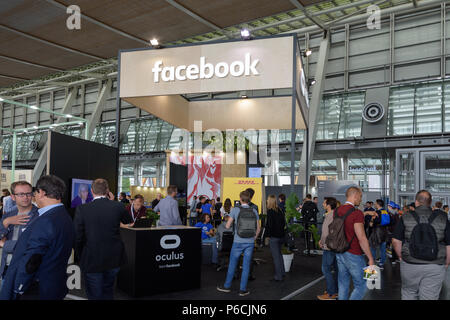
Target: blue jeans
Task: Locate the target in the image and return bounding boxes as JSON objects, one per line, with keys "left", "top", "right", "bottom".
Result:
{"left": 203, "top": 237, "right": 218, "bottom": 264}
{"left": 224, "top": 242, "right": 254, "bottom": 291}
{"left": 84, "top": 267, "right": 120, "bottom": 300}
{"left": 371, "top": 242, "right": 386, "bottom": 265}
{"left": 336, "top": 251, "right": 368, "bottom": 300}
{"left": 322, "top": 250, "right": 338, "bottom": 295}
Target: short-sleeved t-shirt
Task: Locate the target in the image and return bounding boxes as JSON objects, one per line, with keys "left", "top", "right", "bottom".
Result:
{"left": 195, "top": 222, "right": 214, "bottom": 240}
{"left": 201, "top": 203, "right": 212, "bottom": 214}
{"left": 337, "top": 203, "right": 365, "bottom": 255}
{"left": 230, "top": 204, "right": 259, "bottom": 244}
{"left": 393, "top": 213, "right": 450, "bottom": 244}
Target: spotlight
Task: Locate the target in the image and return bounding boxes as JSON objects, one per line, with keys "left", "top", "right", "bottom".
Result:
{"left": 33, "top": 126, "right": 38, "bottom": 129}
{"left": 308, "top": 78, "right": 316, "bottom": 86}
{"left": 0, "top": 97, "right": 4, "bottom": 102}
{"left": 150, "top": 39, "right": 161, "bottom": 48}
{"left": 65, "top": 114, "right": 73, "bottom": 118}
{"left": 240, "top": 28, "right": 251, "bottom": 40}
{"left": 30, "top": 105, "right": 38, "bottom": 110}
{"left": 303, "top": 49, "right": 312, "bottom": 57}
{"left": 241, "top": 95, "right": 248, "bottom": 99}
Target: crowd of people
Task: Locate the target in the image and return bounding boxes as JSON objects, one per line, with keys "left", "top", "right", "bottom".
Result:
{"left": 316, "top": 187, "right": 450, "bottom": 300}
{"left": 0, "top": 177, "right": 448, "bottom": 300}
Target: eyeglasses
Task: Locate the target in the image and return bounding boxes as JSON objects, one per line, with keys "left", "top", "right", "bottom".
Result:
{"left": 13, "top": 192, "right": 33, "bottom": 198}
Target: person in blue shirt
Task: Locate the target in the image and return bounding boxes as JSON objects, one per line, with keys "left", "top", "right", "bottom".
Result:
{"left": 201, "top": 199, "right": 212, "bottom": 215}
{"left": 195, "top": 214, "right": 218, "bottom": 264}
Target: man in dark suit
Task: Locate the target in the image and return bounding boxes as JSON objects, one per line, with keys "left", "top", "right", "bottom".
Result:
{"left": 74, "top": 178, "right": 130, "bottom": 300}
{"left": 0, "top": 175, "right": 74, "bottom": 300}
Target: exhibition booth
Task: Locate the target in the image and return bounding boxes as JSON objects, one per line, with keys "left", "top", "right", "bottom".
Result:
{"left": 114, "top": 34, "right": 310, "bottom": 296}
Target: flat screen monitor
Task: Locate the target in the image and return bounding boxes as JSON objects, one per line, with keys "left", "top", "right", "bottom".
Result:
{"left": 71, "top": 178, "right": 94, "bottom": 208}
{"left": 248, "top": 167, "right": 262, "bottom": 178}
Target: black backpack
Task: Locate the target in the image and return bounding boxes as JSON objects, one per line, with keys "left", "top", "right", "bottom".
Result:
{"left": 326, "top": 207, "right": 355, "bottom": 253}
{"left": 236, "top": 207, "right": 258, "bottom": 238}
{"left": 409, "top": 211, "right": 439, "bottom": 261}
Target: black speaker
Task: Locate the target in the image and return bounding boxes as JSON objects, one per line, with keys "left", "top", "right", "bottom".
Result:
{"left": 108, "top": 131, "right": 117, "bottom": 144}
{"left": 362, "top": 102, "right": 385, "bottom": 123}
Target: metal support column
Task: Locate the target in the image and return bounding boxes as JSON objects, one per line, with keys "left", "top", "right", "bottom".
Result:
{"left": 11, "top": 131, "right": 17, "bottom": 183}
{"left": 299, "top": 30, "right": 331, "bottom": 188}
{"left": 54, "top": 86, "right": 78, "bottom": 131}
{"left": 86, "top": 79, "right": 112, "bottom": 139}
{"left": 290, "top": 36, "right": 298, "bottom": 194}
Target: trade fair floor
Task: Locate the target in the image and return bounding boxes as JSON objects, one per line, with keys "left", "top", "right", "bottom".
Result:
{"left": 65, "top": 237, "right": 405, "bottom": 300}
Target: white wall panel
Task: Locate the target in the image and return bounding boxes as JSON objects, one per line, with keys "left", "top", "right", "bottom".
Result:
{"left": 394, "top": 60, "right": 440, "bottom": 82}
{"left": 349, "top": 69, "right": 387, "bottom": 87}
{"left": 324, "top": 75, "right": 344, "bottom": 91}
{"left": 395, "top": 23, "right": 440, "bottom": 47}
{"left": 349, "top": 51, "right": 389, "bottom": 70}
{"left": 325, "top": 58, "right": 345, "bottom": 74}
{"left": 395, "top": 11, "right": 441, "bottom": 30}
{"left": 350, "top": 33, "right": 389, "bottom": 55}
{"left": 395, "top": 41, "right": 441, "bottom": 63}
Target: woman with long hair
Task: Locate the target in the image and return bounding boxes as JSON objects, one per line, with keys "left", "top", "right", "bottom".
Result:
{"left": 265, "top": 194, "right": 286, "bottom": 281}
{"left": 220, "top": 198, "right": 232, "bottom": 218}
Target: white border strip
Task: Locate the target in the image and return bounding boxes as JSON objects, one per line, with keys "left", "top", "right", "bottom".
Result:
{"left": 65, "top": 294, "right": 88, "bottom": 300}
{"left": 280, "top": 275, "right": 325, "bottom": 300}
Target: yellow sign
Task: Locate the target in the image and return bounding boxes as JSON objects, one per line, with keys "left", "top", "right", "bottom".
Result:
{"left": 222, "top": 177, "right": 263, "bottom": 212}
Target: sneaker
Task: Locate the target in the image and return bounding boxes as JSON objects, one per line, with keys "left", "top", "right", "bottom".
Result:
{"left": 317, "top": 292, "right": 337, "bottom": 300}
{"left": 217, "top": 286, "right": 231, "bottom": 293}
{"left": 239, "top": 290, "right": 250, "bottom": 297}
{"left": 378, "top": 264, "right": 384, "bottom": 270}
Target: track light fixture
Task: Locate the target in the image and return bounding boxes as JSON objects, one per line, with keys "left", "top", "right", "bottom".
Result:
{"left": 302, "top": 49, "right": 312, "bottom": 57}
{"left": 240, "top": 29, "right": 251, "bottom": 40}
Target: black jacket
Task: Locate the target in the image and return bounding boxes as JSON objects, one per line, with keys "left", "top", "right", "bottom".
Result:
{"left": 301, "top": 201, "right": 318, "bottom": 224}
{"left": 74, "top": 198, "right": 130, "bottom": 273}
{"left": 265, "top": 208, "right": 286, "bottom": 238}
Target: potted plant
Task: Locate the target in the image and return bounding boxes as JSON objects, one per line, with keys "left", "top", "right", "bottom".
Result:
{"left": 146, "top": 208, "right": 160, "bottom": 227}
{"left": 282, "top": 193, "right": 304, "bottom": 272}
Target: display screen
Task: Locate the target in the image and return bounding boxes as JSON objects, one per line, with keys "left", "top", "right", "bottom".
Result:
{"left": 71, "top": 178, "right": 93, "bottom": 208}
{"left": 248, "top": 167, "right": 262, "bottom": 178}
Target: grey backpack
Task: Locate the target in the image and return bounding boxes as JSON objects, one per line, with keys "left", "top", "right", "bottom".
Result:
{"left": 236, "top": 207, "right": 257, "bottom": 238}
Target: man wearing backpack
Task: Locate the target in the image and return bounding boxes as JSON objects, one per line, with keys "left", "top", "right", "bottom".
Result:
{"left": 370, "top": 199, "right": 389, "bottom": 269}
{"left": 392, "top": 190, "right": 450, "bottom": 300}
{"left": 327, "top": 186, "right": 375, "bottom": 300}
{"left": 217, "top": 190, "right": 260, "bottom": 296}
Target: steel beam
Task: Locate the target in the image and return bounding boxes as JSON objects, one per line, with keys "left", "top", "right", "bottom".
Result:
{"left": 0, "top": 24, "right": 103, "bottom": 61}
{"left": 0, "top": 54, "right": 64, "bottom": 72}
{"left": 32, "top": 139, "right": 48, "bottom": 185}
{"left": 283, "top": 0, "right": 444, "bottom": 35}
{"left": 54, "top": 86, "right": 78, "bottom": 131}
{"left": 86, "top": 79, "right": 112, "bottom": 139}
{"left": 325, "top": 0, "right": 391, "bottom": 28}
{"left": 298, "top": 31, "right": 331, "bottom": 189}
{"left": 0, "top": 74, "right": 29, "bottom": 81}
{"left": 289, "top": 0, "right": 326, "bottom": 30}
{"left": 44, "top": 0, "right": 149, "bottom": 45}
{"left": 164, "top": 0, "right": 233, "bottom": 38}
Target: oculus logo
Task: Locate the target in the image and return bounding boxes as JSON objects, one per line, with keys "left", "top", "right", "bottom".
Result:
{"left": 362, "top": 102, "right": 385, "bottom": 123}
{"left": 160, "top": 234, "right": 181, "bottom": 249}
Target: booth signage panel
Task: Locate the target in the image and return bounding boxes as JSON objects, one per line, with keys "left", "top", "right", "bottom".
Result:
{"left": 118, "top": 227, "right": 201, "bottom": 297}
{"left": 120, "top": 37, "right": 294, "bottom": 97}
{"left": 222, "top": 177, "right": 263, "bottom": 210}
